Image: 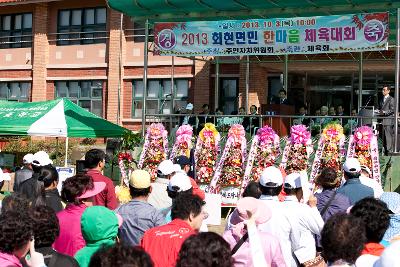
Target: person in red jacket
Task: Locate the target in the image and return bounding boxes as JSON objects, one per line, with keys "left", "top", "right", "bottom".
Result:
{"left": 84, "top": 149, "right": 118, "bottom": 210}
{"left": 174, "top": 155, "right": 205, "bottom": 200}
{"left": 140, "top": 193, "right": 207, "bottom": 267}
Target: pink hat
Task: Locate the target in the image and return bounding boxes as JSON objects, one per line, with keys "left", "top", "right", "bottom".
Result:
{"left": 230, "top": 197, "right": 272, "bottom": 226}
{"left": 77, "top": 181, "right": 106, "bottom": 199}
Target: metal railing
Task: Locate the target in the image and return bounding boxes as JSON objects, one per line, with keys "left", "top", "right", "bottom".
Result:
{"left": 143, "top": 113, "right": 384, "bottom": 137}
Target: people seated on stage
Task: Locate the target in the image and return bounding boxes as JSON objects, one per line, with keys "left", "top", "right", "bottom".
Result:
{"left": 320, "top": 106, "right": 332, "bottom": 127}
{"left": 242, "top": 105, "right": 260, "bottom": 135}
{"left": 179, "top": 103, "right": 197, "bottom": 130}
{"left": 329, "top": 106, "right": 336, "bottom": 116}
{"left": 197, "top": 104, "right": 214, "bottom": 134}
{"left": 344, "top": 109, "right": 358, "bottom": 134}
{"left": 293, "top": 105, "right": 311, "bottom": 126}
{"left": 215, "top": 108, "right": 226, "bottom": 130}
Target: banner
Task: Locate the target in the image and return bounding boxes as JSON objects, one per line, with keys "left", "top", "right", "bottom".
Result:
{"left": 154, "top": 13, "right": 389, "bottom": 56}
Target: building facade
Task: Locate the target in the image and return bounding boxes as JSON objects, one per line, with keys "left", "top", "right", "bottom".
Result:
{"left": 0, "top": 0, "right": 397, "bottom": 131}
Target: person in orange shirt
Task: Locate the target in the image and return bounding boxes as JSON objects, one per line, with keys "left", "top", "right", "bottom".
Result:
{"left": 140, "top": 193, "right": 207, "bottom": 267}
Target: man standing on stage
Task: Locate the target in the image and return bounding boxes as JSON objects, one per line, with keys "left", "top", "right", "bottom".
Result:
{"left": 379, "top": 85, "right": 395, "bottom": 154}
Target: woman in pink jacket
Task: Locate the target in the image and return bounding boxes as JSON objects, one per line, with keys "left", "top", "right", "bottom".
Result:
{"left": 223, "top": 197, "right": 286, "bottom": 267}
{"left": 53, "top": 174, "right": 105, "bottom": 257}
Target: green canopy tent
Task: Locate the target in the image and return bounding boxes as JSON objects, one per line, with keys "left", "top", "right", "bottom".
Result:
{"left": 0, "top": 98, "right": 127, "bottom": 165}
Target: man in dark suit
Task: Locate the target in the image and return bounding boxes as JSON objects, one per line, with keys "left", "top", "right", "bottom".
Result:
{"left": 277, "top": 89, "right": 290, "bottom": 105}
{"left": 379, "top": 85, "right": 395, "bottom": 154}
{"left": 242, "top": 105, "right": 260, "bottom": 135}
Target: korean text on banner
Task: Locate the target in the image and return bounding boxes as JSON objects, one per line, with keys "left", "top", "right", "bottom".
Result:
{"left": 154, "top": 13, "right": 389, "bottom": 56}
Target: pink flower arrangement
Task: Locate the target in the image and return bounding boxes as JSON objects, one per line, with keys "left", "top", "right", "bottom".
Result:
{"left": 354, "top": 126, "right": 373, "bottom": 146}
{"left": 257, "top": 126, "right": 277, "bottom": 146}
{"left": 170, "top": 125, "right": 193, "bottom": 159}
{"left": 290, "top": 125, "right": 311, "bottom": 145}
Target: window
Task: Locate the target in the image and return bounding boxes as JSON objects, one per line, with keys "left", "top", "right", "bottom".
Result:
{"left": 57, "top": 7, "right": 107, "bottom": 45}
{"left": 0, "top": 13, "right": 32, "bottom": 49}
{"left": 0, "top": 82, "right": 30, "bottom": 101}
{"left": 133, "top": 21, "right": 154, "bottom": 42}
{"left": 55, "top": 80, "right": 103, "bottom": 117}
{"left": 132, "top": 79, "right": 189, "bottom": 118}
{"left": 219, "top": 78, "right": 238, "bottom": 115}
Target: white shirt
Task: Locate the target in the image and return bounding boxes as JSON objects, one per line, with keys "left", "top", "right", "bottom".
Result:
{"left": 359, "top": 174, "right": 384, "bottom": 198}
{"left": 147, "top": 178, "right": 171, "bottom": 209}
{"left": 355, "top": 254, "right": 379, "bottom": 267}
{"left": 281, "top": 195, "right": 324, "bottom": 265}
{"left": 258, "top": 195, "right": 294, "bottom": 267}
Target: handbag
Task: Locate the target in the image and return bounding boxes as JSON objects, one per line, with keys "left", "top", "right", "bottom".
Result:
{"left": 301, "top": 254, "right": 327, "bottom": 267}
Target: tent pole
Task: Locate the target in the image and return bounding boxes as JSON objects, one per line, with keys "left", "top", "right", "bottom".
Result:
{"left": 245, "top": 55, "right": 250, "bottom": 113}
{"left": 215, "top": 57, "right": 219, "bottom": 112}
{"left": 394, "top": 8, "right": 400, "bottom": 153}
{"left": 284, "top": 55, "right": 288, "bottom": 92}
{"left": 358, "top": 52, "right": 363, "bottom": 111}
{"left": 141, "top": 19, "right": 149, "bottom": 136}
{"left": 64, "top": 137, "right": 68, "bottom": 167}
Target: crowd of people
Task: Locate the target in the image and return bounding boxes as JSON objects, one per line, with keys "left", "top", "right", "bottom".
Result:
{"left": 0, "top": 147, "right": 399, "bottom": 267}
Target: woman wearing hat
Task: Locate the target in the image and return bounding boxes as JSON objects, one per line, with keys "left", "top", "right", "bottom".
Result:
{"left": 223, "top": 197, "right": 286, "bottom": 267}
{"left": 53, "top": 174, "right": 105, "bottom": 257}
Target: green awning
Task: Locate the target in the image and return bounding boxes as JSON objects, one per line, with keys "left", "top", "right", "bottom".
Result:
{"left": 107, "top": 0, "right": 400, "bottom": 43}
{"left": 0, "top": 98, "right": 127, "bottom": 138}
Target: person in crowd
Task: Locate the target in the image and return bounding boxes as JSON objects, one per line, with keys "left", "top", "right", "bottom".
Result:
{"left": 0, "top": 210, "right": 45, "bottom": 267}
{"left": 179, "top": 103, "right": 196, "bottom": 129}
{"left": 321, "top": 213, "right": 367, "bottom": 267}
{"left": 379, "top": 85, "right": 395, "bottom": 154}
{"left": 14, "top": 153, "right": 34, "bottom": 192}
{"left": 19, "top": 151, "right": 53, "bottom": 201}
{"left": 33, "top": 165, "right": 63, "bottom": 212}
{"left": 75, "top": 206, "right": 120, "bottom": 267}
{"left": 215, "top": 108, "right": 225, "bottom": 129}
{"left": 337, "top": 105, "right": 344, "bottom": 116}
{"left": 242, "top": 104, "right": 260, "bottom": 134}
{"left": 0, "top": 168, "right": 11, "bottom": 203}
{"left": 359, "top": 165, "right": 383, "bottom": 198}
{"left": 53, "top": 174, "right": 105, "bottom": 257}
{"left": 295, "top": 105, "right": 311, "bottom": 126}
{"left": 174, "top": 155, "right": 205, "bottom": 200}
{"left": 329, "top": 106, "right": 336, "bottom": 116}
{"left": 344, "top": 109, "right": 358, "bottom": 131}
{"left": 89, "top": 244, "right": 153, "bottom": 267}
{"left": 337, "top": 158, "right": 374, "bottom": 205}
{"left": 373, "top": 241, "right": 400, "bottom": 267}
{"left": 255, "top": 166, "right": 292, "bottom": 267}
{"left": 84, "top": 149, "right": 118, "bottom": 210}
{"left": 319, "top": 106, "right": 332, "bottom": 127}
{"left": 314, "top": 167, "right": 351, "bottom": 222}
{"left": 1, "top": 192, "right": 30, "bottom": 214}
{"left": 379, "top": 192, "right": 400, "bottom": 243}
{"left": 148, "top": 159, "right": 180, "bottom": 209}
{"left": 140, "top": 193, "right": 207, "bottom": 267}
{"left": 242, "top": 181, "right": 261, "bottom": 199}
{"left": 198, "top": 104, "right": 213, "bottom": 133}
{"left": 115, "top": 170, "right": 165, "bottom": 246}
{"left": 177, "top": 232, "right": 232, "bottom": 267}
{"left": 223, "top": 197, "right": 286, "bottom": 267}
{"left": 351, "top": 197, "right": 391, "bottom": 266}
{"left": 22, "top": 205, "right": 79, "bottom": 267}
{"left": 281, "top": 172, "right": 324, "bottom": 266}
{"left": 238, "top": 107, "right": 246, "bottom": 115}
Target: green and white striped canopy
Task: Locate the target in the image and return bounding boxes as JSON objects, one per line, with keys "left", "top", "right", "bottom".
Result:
{"left": 0, "top": 98, "right": 127, "bottom": 138}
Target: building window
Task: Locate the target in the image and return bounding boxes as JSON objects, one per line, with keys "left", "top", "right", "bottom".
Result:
{"left": 132, "top": 21, "right": 154, "bottom": 43}
{"left": 55, "top": 80, "right": 103, "bottom": 117}
{"left": 57, "top": 7, "right": 107, "bottom": 46}
{"left": 0, "top": 13, "right": 32, "bottom": 49}
{"left": 219, "top": 78, "right": 238, "bottom": 115}
{"left": 0, "top": 82, "right": 30, "bottom": 101}
{"left": 132, "top": 79, "right": 189, "bottom": 118}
